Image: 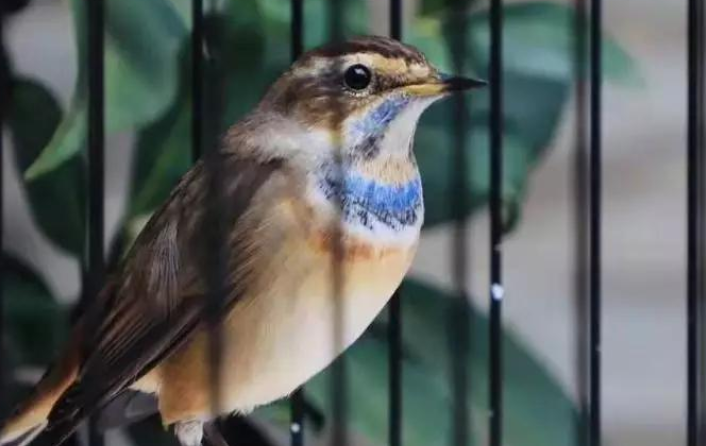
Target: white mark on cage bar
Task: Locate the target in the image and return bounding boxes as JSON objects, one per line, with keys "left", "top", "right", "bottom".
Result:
{"left": 491, "top": 283, "right": 504, "bottom": 301}
{"left": 290, "top": 423, "right": 301, "bottom": 434}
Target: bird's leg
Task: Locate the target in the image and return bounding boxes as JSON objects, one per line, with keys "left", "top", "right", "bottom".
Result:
{"left": 173, "top": 420, "right": 204, "bottom": 446}
{"left": 203, "top": 421, "right": 231, "bottom": 446}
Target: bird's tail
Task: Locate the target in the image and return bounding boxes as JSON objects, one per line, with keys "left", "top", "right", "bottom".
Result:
{"left": 0, "top": 333, "right": 81, "bottom": 446}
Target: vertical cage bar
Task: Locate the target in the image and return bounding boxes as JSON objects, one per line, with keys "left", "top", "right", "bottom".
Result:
{"left": 448, "top": 1, "right": 471, "bottom": 445}
{"left": 192, "top": 0, "right": 203, "bottom": 163}
{"left": 489, "top": 0, "right": 504, "bottom": 442}
{"left": 86, "top": 0, "right": 105, "bottom": 444}
{"left": 390, "top": 0, "right": 402, "bottom": 38}
{"left": 290, "top": 0, "right": 305, "bottom": 444}
{"left": 329, "top": 0, "right": 343, "bottom": 42}
{"left": 687, "top": 0, "right": 706, "bottom": 442}
{"left": 328, "top": 1, "right": 346, "bottom": 445}
{"left": 200, "top": 0, "right": 227, "bottom": 429}
{"left": 193, "top": 0, "right": 222, "bottom": 421}
{"left": 291, "top": 0, "right": 303, "bottom": 62}
{"left": 588, "top": 0, "right": 602, "bottom": 443}
{"left": 0, "top": 5, "right": 5, "bottom": 420}
{"left": 572, "top": 0, "right": 589, "bottom": 444}
{"left": 388, "top": 2, "right": 403, "bottom": 446}
{"left": 192, "top": 0, "right": 227, "bottom": 432}
{"left": 387, "top": 293, "right": 402, "bottom": 446}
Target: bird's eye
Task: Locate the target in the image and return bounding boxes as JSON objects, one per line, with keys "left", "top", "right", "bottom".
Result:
{"left": 344, "top": 64, "right": 372, "bottom": 90}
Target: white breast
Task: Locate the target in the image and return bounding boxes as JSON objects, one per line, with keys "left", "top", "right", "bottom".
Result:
{"left": 218, "top": 230, "right": 417, "bottom": 414}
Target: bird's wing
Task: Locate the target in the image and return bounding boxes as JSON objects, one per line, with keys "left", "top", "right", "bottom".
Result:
{"left": 41, "top": 152, "right": 294, "bottom": 444}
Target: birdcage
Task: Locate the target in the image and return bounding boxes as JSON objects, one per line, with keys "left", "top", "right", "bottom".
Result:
{"left": 0, "top": 0, "right": 704, "bottom": 445}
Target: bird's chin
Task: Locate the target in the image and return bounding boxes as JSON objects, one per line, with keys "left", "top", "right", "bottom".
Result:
{"left": 409, "top": 92, "right": 448, "bottom": 109}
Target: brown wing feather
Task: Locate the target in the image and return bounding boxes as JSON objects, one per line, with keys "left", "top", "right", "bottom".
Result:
{"left": 38, "top": 152, "right": 288, "bottom": 446}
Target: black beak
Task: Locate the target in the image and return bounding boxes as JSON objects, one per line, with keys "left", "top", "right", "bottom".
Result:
{"left": 440, "top": 73, "right": 488, "bottom": 91}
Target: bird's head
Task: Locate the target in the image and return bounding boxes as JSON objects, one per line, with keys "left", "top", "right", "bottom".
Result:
{"left": 255, "top": 35, "right": 485, "bottom": 162}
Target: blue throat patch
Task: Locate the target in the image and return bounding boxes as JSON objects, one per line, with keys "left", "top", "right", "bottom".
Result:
{"left": 351, "top": 96, "right": 411, "bottom": 160}
{"left": 352, "top": 96, "right": 411, "bottom": 136}
{"left": 319, "top": 169, "right": 423, "bottom": 231}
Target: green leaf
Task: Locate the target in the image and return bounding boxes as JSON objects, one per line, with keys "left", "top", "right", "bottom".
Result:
{"left": 25, "top": 97, "right": 88, "bottom": 179}
{"left": 253, "top": 400, "right": 292, "bottom": 430}
{"left": 128, "top": 0, "right": 269, "bottom": 222}
{"left": 471, "top": 71, "right": 570, "bottom": 151}
{"left": 259, "top": 0, "right": 369, "bottom": 49}
{"left": 401, "top": 279, "right": 579, "bottom": 446}
{"left": 411, "top": 6, "right": 583, "bottom": 229}
{"left": 2, "top": 254, "right": 69, "bottom": 366}
{"left": 7, "top": 78, "right": 85, "bottom": 256}
{"left": 418, "top": 0, "right": 475, "bottom": 17}
{"left": 416, "top": 115, "right": 535, "bottom": 229}
{"left": 419, "top": 0, "right": 449, "bottom": 16}
{"left": 129, "top": 97, "right": 192, "bottom": 219}
{"left": 465, "top": 1, "right": 641, "bottom": 85}
{"left": 106, "top": 0, "right": 188, "bottom": 127}
{"left": 167, "top": 0, "right": 191, "bottom": 27}
{"left": 301, "top": 279, "right": 577, "bottom": 446}
{"left": 408, "top": 26, "right": 454, "bottom": 74}
{"left": 407, "top": 1, "right": 639, "bottom": 230}
{"left": 305, "top": 329, "right": 457, "bottom": 446}
{"left": 219, "top": 0, "right": 273, "bottom": 128}
{"left": 25, "top": 0, "right": 189, "bottom": 181}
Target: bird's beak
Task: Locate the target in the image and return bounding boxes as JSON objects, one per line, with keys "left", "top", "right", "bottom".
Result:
{"left": 439, "top": 73, "right": 488, "bottom": 91}
{"left": 403, "top": 73, "right": 487, "bottom": 97}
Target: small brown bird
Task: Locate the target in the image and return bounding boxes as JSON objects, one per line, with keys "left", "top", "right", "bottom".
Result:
{"left": 0, "top": 36, "right": 484, "bottom": 446}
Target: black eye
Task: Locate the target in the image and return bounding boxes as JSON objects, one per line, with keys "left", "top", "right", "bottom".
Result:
{"left": 344, "top": 64, "right": 372, "bottom": 90}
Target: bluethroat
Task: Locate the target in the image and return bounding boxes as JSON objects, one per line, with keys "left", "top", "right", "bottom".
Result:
{"left": 1, "top": 35, "right": 485, "bottom": 446}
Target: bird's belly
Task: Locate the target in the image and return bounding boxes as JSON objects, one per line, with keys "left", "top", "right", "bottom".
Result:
{"left": 216, "top": 241, "right": 417, "bottom": 413}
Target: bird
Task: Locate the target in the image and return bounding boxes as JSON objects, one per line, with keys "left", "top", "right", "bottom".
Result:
{"left": 0, "top": 35, "right": 485, "bottom": 446}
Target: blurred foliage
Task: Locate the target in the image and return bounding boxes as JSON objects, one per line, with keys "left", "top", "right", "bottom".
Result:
{"left": 307, "top": 280, "right": 578, "bottom": 446}
{"left": 2, "top": 0, "right": 638, "bottom": 445}
{"left": 8, "top": 78, "right": 86, "bottom": 255}
{"left": 2, "top": 255, "right": 68, "bottom": 367}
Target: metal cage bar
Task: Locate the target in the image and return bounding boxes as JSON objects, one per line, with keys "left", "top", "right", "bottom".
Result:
{"left": 388, "top": 1, "right": 403, "bottom": 446}
{"left": 686, "top": 0, "right": 706, "bottom": 443}
{"left": 203, "top": 0, "right": 228, "bottom": 432}
{"left": 86, "top": 0, "right": 106, "bottom": 444}
{"left": 588, "top": 0, "right": 603, "bottom": 443}
{"left": 192, "top": 0, "right": 203, "bottom": 163}
{"left": 448, "top": 2, "right": 471, "bottom": 445}
{"left": 572, "top": 0, "right": 590, "bottom": 444}
{"left": 0, "top": 5, "right": 6, "bottom": 421}
{"left": 328, "top": 1, "right": 347, "bottom": 446}
{"left": 290, "top": 0, "right": 305, "bottom": 444}
{"left": 291, "top": 0, "right": 304, "bottom": 59}
{"left": 192, "top": 0, "right": 229, "bottom": 439}
{"left": 489, "top": 0, "right": 504, "bottom": 442}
